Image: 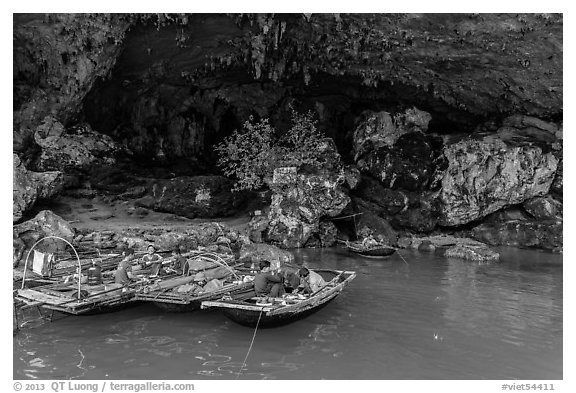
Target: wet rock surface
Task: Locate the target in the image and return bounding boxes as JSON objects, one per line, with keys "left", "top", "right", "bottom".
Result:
{"left": 13, "top": 154, "right": 65, "bottom": 222}
{"left": 257, "top": 166, "right": 350, "bottom": 248}
{"left": 134, "top": 176, "right": 249, "bottom": 219}
{"left": 400, "top": 234, "right": 500, "bottom": 262}
{"left": 13, "top": 210, "right": 75, "bottom": 265}
{"left": 438, "top": 136, "right": 558, "bottom": 226}
{"left": 31, "top": 119, "right": 120, "bottom": 173}
{"left": 238, "top": 243, "right": 295, "bottom": 268}
{"left": 523, "top": 196, "right": 563, "bottom": 221}
{"left": 471, "top": 220, "right": 562, "bottom": 252}
{"left": 352, "top": 108, "right": 432, "bottom": 158}
{"left": 12, "top": 14, "right": 563, "bottom": 254}
{"left": 444, "top": 244, "right": 500, "bottom": 263}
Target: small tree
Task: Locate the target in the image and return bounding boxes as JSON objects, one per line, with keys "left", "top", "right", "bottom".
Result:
{"left": 216, "top": 108, "right": 342, "bottom": 192}
{"left": 215, "top": 116, "right": 275, "bottom": 192}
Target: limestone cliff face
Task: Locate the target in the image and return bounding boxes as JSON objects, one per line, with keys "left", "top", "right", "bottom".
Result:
{"left": 14, "top": 14, "right": 131, "bottom": 135}
{"left": 13, "top": 154, "right": 64, "bottom": 223}
{"left": 12, "top": 13, "right": 563, "bottom": 250}
{"left": 438, "top": 136, "right": 558, "bottom": 226}
{"left": 15, "top": 13, "right": 562, "bottom": 161}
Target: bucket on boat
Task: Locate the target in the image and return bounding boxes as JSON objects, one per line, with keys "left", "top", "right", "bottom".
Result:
{"left": 104, "top": 283, "right": 123, "bottom": 296}
{"left": 87, "top": 260, "right": 102, "bottom": 285}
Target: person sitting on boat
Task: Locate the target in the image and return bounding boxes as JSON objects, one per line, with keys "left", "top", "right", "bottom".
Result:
{"left": 254, "top": 260, "right": 285, "bottom": 298}
{"left": 140, "top": 245, "right": 164, "bottom": 276}
{"left": 296, "top": 267, "right": 326, "bottom": 295}
{"left": 281, "top": 267, "right": 301, "bottom": 293}
{"left": 115, "top": 248, "right": 135, "bottom": 285}
{"left": 168, "top": 248, "right": 188, "bottom": 275}
{"left": 361, "top": 234, "right": 380, "bottom": 248}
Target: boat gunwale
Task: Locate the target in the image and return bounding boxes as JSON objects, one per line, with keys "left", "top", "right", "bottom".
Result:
{"left": 201, "top": 270, "right": 356, "bottom": 316}
{"left": 134, "top": 281, "right": 254, "bottom": 304}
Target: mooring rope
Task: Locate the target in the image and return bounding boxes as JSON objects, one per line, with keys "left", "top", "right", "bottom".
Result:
{"left": 236, "top": 308, "right": 263, "bottom": 379}
{"left": 327, "top": 212, "right": 363, "bottom": 220}
{"left": 396, "top": 249, "right": 410, "bottom": 266}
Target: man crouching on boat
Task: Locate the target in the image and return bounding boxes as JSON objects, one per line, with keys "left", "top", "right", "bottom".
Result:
{"left": 254, "top": 260, "right": 285, "bottom": 297}
{"left": 295, "top": 267, "right": 326, "bottom": 294}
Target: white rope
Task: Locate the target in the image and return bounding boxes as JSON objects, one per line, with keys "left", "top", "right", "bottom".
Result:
{"left": 236, "top": 309, "right": 263, "bottom": 379}
{"left": 396, "top": 249, "right": 410, "bottom": 266}
{"left": 328, "top": 212, "right": 364, "bottom": 220}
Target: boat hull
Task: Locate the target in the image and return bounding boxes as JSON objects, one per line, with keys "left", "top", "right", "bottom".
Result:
{"left": 202, "top": 269, "right": 356, "bottom": 328}
{"left": 222, "top": 294, "right": 337, "bottom": 328}
{"left": 347, "top": 243, "right": 396, "bottom": 258}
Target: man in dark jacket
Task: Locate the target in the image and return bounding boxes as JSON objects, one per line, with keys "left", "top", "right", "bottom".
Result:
{"left": 253, "top": 260, "right": 285, "bottom": 297}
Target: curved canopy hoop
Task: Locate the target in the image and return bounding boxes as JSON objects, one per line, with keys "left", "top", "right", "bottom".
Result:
{"left": 21, "top": 236, "right": 82, "bottom": 300}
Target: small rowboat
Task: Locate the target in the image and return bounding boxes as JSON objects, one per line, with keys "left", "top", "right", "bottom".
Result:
{"left": 201, "top": 269, "right": 356, "bottom": 328}
{"left": 346, "top": 241, "right": 396, "bottom": 258}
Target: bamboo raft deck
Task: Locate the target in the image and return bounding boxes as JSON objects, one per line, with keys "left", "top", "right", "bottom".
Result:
{"left": 134, "top": 256, "right": 254, "bottom": 312}
{"left": 136, "top": 278, "right": 255, "bottom": 312}
{"left": 201, "top": 269, "right": 357, "bottom": 327}
{"left": 15, "top": 281, "right": 141, "bottom": 315}
{"left": 15, "top": 247, "right": 239, "bottom": 316}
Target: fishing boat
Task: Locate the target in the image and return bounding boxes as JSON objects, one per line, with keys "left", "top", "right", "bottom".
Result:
{"left": 201, "top": 269, "right": 356, "bottom": 328}
{"left": 15, "top": 277, "right": 144, "bottom": 316}
{"left": 345, "top": 241, "right": 397, "bottom": 258}
{"left": 14, "top": 235, "right": 146, "bottom": 316}
{"left": 135, "top": 252, "right": 254, "bottom": 312}
{"left": 135, "top": 276, "right": 254, "bottom": 312}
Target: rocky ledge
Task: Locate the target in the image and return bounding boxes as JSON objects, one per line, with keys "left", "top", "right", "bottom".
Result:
{"left": 13, "top": 14, "right": 562, "bottom": 267}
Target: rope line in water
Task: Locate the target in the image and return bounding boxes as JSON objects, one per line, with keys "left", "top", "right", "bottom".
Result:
{"left": 396, "top": 250, "right": 410, "bottom": 266}
{"left": 236, "top": 309, "right": 263, "bottom": 379}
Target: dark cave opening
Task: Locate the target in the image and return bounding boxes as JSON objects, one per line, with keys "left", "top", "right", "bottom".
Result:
{"left": 80, "top": 62, "right": 483, "bottom": 176}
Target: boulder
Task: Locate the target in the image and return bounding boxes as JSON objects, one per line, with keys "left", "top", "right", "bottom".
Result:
{"left": 153, "top": 233, "right": 199, "bottom": 252}
{"left": 356, "top": 132, "right": 443, "bottom": 192}
{"left": 439, "top": 136, "right": 558, "bottom": 226}
{"left": 354, "top": 176, "right": 408, "bottom": 216}
{"left": 263, "top": 166, "right": 350, "bottom": 248}
{"left": 550, "top": 157, "right": 562, "bottom": 200}
{"left": 31, "top": 118, "right": 120, "bottom": 173}
{"left": 471, "top": 220, "right": 562, "bottom": 251}
{"left": 501, "top": 114, "right": 560, "bottom": 135}
{"left": 390, "top": 200, "right": 438, "bottom": 233}
{"left": 352, "top": 177, "right": 438, "bottom": 233}
{"left": 355, "top": 211, "right": 399, "bottom": 246}
{"left": 304, "top": 221, "right": 338, "bottom": 248}
{"left": 13, "top": 154, "right": 65, "bottom": 222}
{"left": 343, "top": 165, "right": 362, "bottom": 190}
{"left": 401, "top": 234, "right": 487, "bottom": 249}
{"left": 496, "top": 126, "right": 556, "bottom": 145}
{"left": 483, "top": 207, "right": 532, "bottom": 223}
{"left": 523, "top": 196, "right": 563, "bottom": 221}
{"left": 238, "top": 243, "right": 295, "bottom": 269}
{"left": 135, "top": 176, "right": 249, "bottom": 219}
{"left": 13, "top": 210, "right": 75, "bottom": 265}
{"left": 248, "top": 211, "right": 270, "bottom": 243}
{"left": 352, "top": 107, "right": 432, "bottom": 158}
{"left": 444, "top": 244, "right": 500, "bottom": 263}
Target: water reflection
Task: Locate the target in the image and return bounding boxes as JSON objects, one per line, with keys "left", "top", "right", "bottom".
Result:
{"left": 14, "top": 247, "right": 562, "bottom": 380}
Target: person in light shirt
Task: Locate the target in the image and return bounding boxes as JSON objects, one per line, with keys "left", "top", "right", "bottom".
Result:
{"left": 296, "top": 267, "right": 326, "bottom": 294}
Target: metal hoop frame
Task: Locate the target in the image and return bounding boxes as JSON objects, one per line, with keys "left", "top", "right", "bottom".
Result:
{"left": 21, "top": 236, "right": 82, "bottom": 300}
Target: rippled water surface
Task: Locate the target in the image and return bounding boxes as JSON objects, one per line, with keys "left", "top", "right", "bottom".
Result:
{"left": 13, "top": 247, "right": 562, "bottom": 380}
